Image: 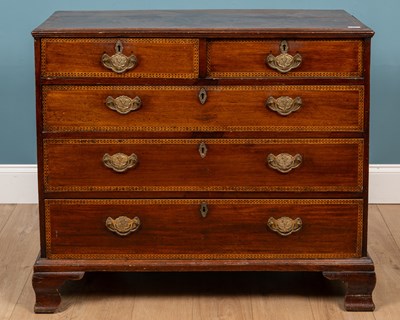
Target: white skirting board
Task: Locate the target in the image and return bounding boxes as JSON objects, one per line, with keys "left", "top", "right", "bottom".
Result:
{"left": 0, "top": 165, "right": 399, "bottom": 204}
{"left": 0, "top": 165, "right": 38, "bottom": 204}
{"left": 369, "top": 165, "right": 400, "bottom": 204}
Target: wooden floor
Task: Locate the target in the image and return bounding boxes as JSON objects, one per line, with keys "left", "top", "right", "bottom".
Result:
{"left": 0, "top": 204, "right": 399, "bottom": 319}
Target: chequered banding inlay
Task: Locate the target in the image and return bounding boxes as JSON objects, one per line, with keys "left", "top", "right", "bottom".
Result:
{"left": 207, "top": 40, "right": 363, "bottom": 78}
{"left": 43, "top": 138, "right": 364, "bottom": 193}
{"left": 42, "top": 85, "right": 364, "bottom": 133}
{"left": 41, "top": 38, "right": 199, "bottom": 78}
{"left": 45, "top": 199, "right": 363, "bottom": 260}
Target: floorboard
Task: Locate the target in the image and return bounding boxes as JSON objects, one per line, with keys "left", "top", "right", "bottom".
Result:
{"left": 0, "top": 205, "right": 16, "bottom": 235}
{"left": 0, "top": 205, "right": 39, "bottom": 320}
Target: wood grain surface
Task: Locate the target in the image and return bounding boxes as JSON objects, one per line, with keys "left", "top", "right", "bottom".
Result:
{"left": 32, "top": 10, "right": 373, "bottom": 37}
{"left": 1, "top": 204, "right": 397, "bottom": 319}
{"left": 42, "top": 85, "right": 364, "bottom": 133}
{"left": 44, "top": 199, "right": 363, "bottom": 259}
{"left": 42, "top": 138, "right": 363, "bottom": 193}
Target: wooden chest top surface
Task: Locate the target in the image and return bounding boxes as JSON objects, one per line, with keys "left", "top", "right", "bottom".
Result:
{"left": 32, "top": 9, "right": 374, "bottom": 37}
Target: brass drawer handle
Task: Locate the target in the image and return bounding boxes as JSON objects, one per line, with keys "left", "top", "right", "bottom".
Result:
{"left": 266, "top": 40, "right": 302, "bottom": 73}
{"left": 267, "top": 153, "right": 302, "bottom": 173}
{"left": 106, "top": 95, "right": 142, "bottom": 114}
{"left": 266, "top": 96, "right": 302, "bottom": 116}
{"left": 103, "top": 152, "right": 138, "bottom": 173}
{"left": 267, "top": 217, "right": 302, "bottom": 236}
{"left": 101, "top": 40, "right": 137, "bottom": 73}
{"left": 106, "top": 216, "right": 141, "bottom": 236}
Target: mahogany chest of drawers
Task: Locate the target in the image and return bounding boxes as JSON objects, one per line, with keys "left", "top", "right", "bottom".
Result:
{"left": 32, "top": 10, "right": 375, "bottom": 313}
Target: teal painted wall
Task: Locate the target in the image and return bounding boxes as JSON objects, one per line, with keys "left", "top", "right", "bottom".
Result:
{"left": 0, "top": 1, "right": 396, "bottom": 163}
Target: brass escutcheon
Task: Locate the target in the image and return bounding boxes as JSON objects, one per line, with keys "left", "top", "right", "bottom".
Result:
{"left": 105, "top": 95, "right": 142, "bottom": 114}
{"left": 198, "top": 142, "right": 208, "bottom": 158}
{"left": 198, "top": 88, "right": 207, "bottom": 104}
{"left": 267, "top": 216, "right": 302, "bottom": 236}
{"left": 101, "top": 40, "right": 137, "bottom": 73}
{"left": 103, "top": 152, "right": 138, "bottom": 173}
{"left": 266, "top": 40, "right": 302, "bottom": 73}
{"left": 266, "top": 96, "right": 302, "bottom": 116}
{"left": 106, "top": 216, "right": 141, "bottom": 236}
{"left": 200, "top": 202, "right": 208, "bottom": 218}
{"left": 267, "top": 153, "right": 302, "bottom": 173}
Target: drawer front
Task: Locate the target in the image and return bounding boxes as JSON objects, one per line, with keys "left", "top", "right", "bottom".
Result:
{"left": 41, "top": 38, "right": 199, "bottom": 78}
{"left": 43, "top": 85, "right": 364, "bottom": 133}
{"left": 43, "top": 139, "right": 363, "bottom": 192}
{"left": 208, "top": 40, "right": 363, "bottom": 78}
{"left": 45, "top": 199, "right": 363, "bottom": 259}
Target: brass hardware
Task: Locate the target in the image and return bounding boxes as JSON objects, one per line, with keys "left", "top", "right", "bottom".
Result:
{"left": 101, "top": 40, "right": 137, "bottom": 73}
{"left": 106, "top": 216, "right": 141, "bottom": 236}
{"left": 198, "top": 142, "right": 208, "bottom": 158}
{"left": 103, "top": 152, "right": 138, "bottom": 173}
{"left": 266, "top": 96, "right": 302, "bottom": 116}
{"left": 267, "top": 217, "right": 302, "bottom": 236}
{"left": 198, "top": 88, "right": 207, "bottom": 104}
{"left": 200, "top": 202, "right": 208, "bottom": 218}
{"left": 267, "top": 153, "right": 302, "bottom": 173}
{"left": 105, "top": 95, "right": 142, "bottom": 114}
{"left": 266, "top": 40, "right": 302, "bottom": 73}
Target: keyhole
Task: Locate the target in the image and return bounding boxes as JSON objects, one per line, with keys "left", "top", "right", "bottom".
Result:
{"left": 198, "top": 142, "right": 207, "bottom": 158}
{"left": 200, "top": 202, "right": 208, "bottom": 218}
{"left": 198, "top": 88, "right": 207, "bottom": 104}
{"left": 280, "top": 40, "right": 289, "bottom": 53}
{"left": 115, "top": 40, "right": 123, "bottom": 53}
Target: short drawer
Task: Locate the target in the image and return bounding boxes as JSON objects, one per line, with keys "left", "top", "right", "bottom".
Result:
{"left": 207, "top": 39, "right": 363, "bottom": 78}
{"left": 41, "top": 38, "right": 199, "bottom": 78}
{"left": 45, "top": 199, "right": 363, "bottom": 259}
{"left": 43, "top": 85, "right": 364, "bottom": 133}
{"left": 43, "top": 138, "right": 363, "bottom": 193}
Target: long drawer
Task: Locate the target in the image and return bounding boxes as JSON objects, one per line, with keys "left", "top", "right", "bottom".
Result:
{"left": 40, "top": 38, "right": 199, "bottom": 78}
{"left": 43, "top": 138, "right": 363, "bottom": 192}
{"left": 42, "top": 85, "right": 364, "bottom": 133}
{"left": 45, "top": 199, "right": 363, "bottom": 259}
{"left": 208, "top": 39, "right": 363, "bottom": 78}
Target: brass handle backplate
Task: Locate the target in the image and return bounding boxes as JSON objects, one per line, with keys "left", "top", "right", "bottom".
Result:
{"left": 103, "top": 152, "right": 138, "bottom": 173}
{"left": 106, "top": 95, "right": 142, "bottom": 114}
{"left": 106, "top": 216, "right": 141, "bottom": 236}
{"left": 266, "top": 96, "right": 302, "bottom": 116}
{"left": 101, "top": 40, "right": 137, "bottom": 73}
{"left": 267, "top": 217, "right": 302, "bottom": 236}
{"left": 266, "top": 40, "right": 302, "bottom": 73}
{"left": 267, "top": 153, "right": 302, "bottom": 173}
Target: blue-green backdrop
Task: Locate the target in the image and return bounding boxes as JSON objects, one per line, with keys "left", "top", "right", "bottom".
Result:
{"left": 0, "top": 1, "right": 396, "bottom": 164}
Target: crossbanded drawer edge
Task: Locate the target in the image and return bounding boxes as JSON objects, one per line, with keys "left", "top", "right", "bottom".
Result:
{"left": 45, "top": 198, "right": 363, "bottom": 260}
